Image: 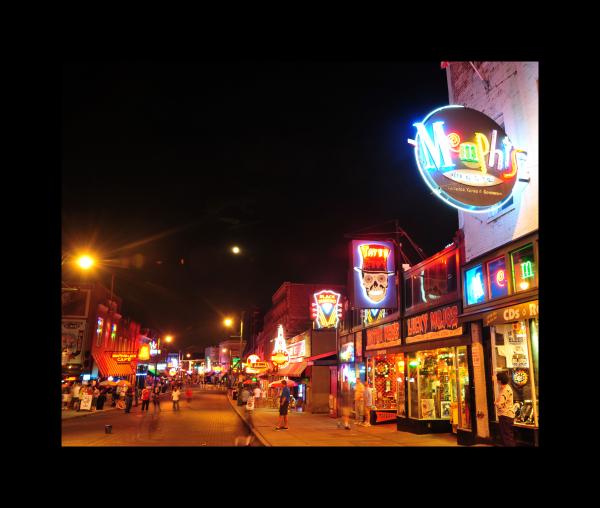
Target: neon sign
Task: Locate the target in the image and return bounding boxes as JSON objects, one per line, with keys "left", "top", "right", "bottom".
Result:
{"left": 487, "top": 257, "right": 509, "bottom": 300}
{"left": 311, "top": 290, "right": 342, "bottom": 328}
{"left": 137, "top": 344, "right": 151, "bottom": 361}
{"left": 363, "top": 308, "right": 386, "bottom": 324}
{"left": 271, "top": 325, "right": 289, "bottom": 369}
{"left": 465, "top": 265, "right": 485, "bottom": 305}
{"left": 112, "top": 353, "right": 137, "bottom": 364}
{"left": 351, "top": 240, "right": 397, "bottom": 309}
{"left": 408, "top": 106, "right": 527, "bottom": 213}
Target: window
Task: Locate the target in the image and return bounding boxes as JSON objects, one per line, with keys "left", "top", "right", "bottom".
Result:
{"left": 367, "top": 353, "right": 405, "bottom": 411}
{"left": 465, "top": 264, "right": 486, "bottom": 305}
{"left": 487, "top": 256, "right": 509, "bottom": 299}
{"left": 456, "top": 346, "right": 471, "bottom": 430}
{"left": 404, "top": 251, "right": 457, "bottom": 313}
{"left": 490, "top": 320, "right": 539, "bottom": 427}
{"left": 407, "top": 348, "right": 457, "bottom": 420}
{"left": 511, "top": 243, "right": 536, "bottom": 293}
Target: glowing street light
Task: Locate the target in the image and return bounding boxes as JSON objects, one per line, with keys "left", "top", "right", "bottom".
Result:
{"left": 165, "top": 335, "right": 173, "bottom": 343}
{"left": 231, "top": 246, "right": 241, "bottom": 254}
{"left": 186, "top": 353, "right": 191, "bottom": 358}
{"left": 76, "top": 255, "right": 95, "bottom": 270}
{"left": 223, "top": 318, "right": 233, "bottom": 327}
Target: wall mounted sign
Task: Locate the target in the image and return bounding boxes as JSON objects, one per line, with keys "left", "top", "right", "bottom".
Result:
{"left": 362, "top": 308, "right": 387, "bottom": 324}
{"left": 374, "top": 411, "right": 397, "bottom": 423}
{"left": 137, "top": 344, "right": 151, "bottom": 361}
{"left": 408, "top": 106, "right": 527, "bottom": 213}
{"left": 286, "top": 340, "right": 306, "bottom": 363}
{"left": 405, "top": 304, "right": 462, "bottom": 343}
{"left": 311, "top": 290, "right": 342, "bottom": 328}
{"left": 271, "top": 324, "right": 290, "bottom": 369}
{"left": 465, "top": 264, "right": 486, "bottom": 305}
{"left": 351, "top": 240, "right": 397, "bottom": 309}
{"left": 61, "top": 319, "right": 86, "bottom": 366}
{"left": 339, "top": 342, "right": 355, "bottom": 363}
{"left": 366, "top": 322, "right": 401, "bottom": 350}
{"left": 111, "top": 353, "right": 137, "bottom": 364}
{"left": 487, "top": 256, "right": 509, "bottom": 299}
{"left": 484, "top": 300, "right": 538, "bottom": 326}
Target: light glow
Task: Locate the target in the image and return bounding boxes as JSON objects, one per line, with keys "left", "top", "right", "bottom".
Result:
{"left": 76, "top": 255, "right": 94, "bottom": 270}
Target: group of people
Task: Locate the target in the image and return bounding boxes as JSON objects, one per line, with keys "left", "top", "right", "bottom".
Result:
{"left": 339, "top": 377, "right": 373, "bottom": 430}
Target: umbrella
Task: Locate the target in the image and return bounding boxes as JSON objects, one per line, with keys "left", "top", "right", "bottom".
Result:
{"left": 98, "top": 380, "right": 117, "bottom": 386}
{"left": 116, "top": 380, "right": 131, "bottom": 387}
{"left": 242, "top": 379, "right": 255, "bottom": 385}
{"left": 269, "top": 379, "right": 297, "bottom": 388}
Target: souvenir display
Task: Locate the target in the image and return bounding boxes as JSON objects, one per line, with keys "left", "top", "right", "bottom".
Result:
{"left": 512, "top": 368, "right": 528, "bottom": 387}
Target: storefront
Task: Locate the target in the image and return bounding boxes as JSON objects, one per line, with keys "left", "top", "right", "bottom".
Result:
{"left": 460, "top": 233, "right": 539, "bottom": 446}
{"left": 363, "top": 319, "right": 402, "bottom": 424}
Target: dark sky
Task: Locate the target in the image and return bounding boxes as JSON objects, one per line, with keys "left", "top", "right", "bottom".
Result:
{"left": 61, "top": 61, "right": 458, "bottom": 349}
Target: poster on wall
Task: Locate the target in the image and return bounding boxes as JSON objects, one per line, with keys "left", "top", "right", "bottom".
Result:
{"left": 61, "top": 288, "right": 91, "bottom": 318}
{"left": 79, "top": 393, "right": 93, "bottom": 411}
{"left": 62, "top": 319, "right": 86, "bottom": 366}
{"left": 408, "top": 105, "right": 527, "bottom": 213}
{"left": 350, "top": 240, "right": 397, "bottom": 309}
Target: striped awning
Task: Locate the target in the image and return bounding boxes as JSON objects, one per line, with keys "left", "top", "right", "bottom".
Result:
{"left": 277, "top": 361, "right": 308, "bottom": 378}
{"left": 93, "top": 352, "right": 136, "bottom": 377}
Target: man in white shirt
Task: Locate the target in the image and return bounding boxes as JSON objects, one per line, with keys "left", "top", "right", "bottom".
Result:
{"left": 362, "top": 382, "right": 373, "bottom": 426}
{"left": 494, "top": 372, "right": 516, "bottom": 446}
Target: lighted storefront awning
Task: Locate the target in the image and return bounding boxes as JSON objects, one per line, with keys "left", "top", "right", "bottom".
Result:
{"left": 277, "top": 361, "right": 308, "bottom": 378}
{"left": 93, "top": 352, "right": 136, "bottom": 377}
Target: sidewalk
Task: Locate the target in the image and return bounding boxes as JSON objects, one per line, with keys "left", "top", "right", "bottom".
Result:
{"left": 227, "top": 396, "right": 489, "bottom": 447}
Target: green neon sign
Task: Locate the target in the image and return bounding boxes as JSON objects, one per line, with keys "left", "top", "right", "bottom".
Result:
{"left": 521, "top": 261, "right": 534, "bottom": 279}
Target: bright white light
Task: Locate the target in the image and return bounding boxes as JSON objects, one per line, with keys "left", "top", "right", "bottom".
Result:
{"left": 232, "top": 246, "right": 240, "bottom": 254}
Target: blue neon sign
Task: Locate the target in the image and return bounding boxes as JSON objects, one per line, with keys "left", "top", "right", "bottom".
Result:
{"left": 465, "top": 264, "right": 486, "bottom": 305}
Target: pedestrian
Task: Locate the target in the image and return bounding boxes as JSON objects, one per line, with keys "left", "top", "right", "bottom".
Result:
{"left": 152, "top": 384, "right": 161, "bottom": 412}
{"left": 245, "top": 391, "right": 255, "bottom": 427}
{"left": 354, "top": 378, "right": 365, "bottom": 426}
{"left": 141, "top": 385, "right": 151, "bottom": 411}
{"left": 495, "top": 372, "right": 516, "bottom": 446}
{"left": 362, "top": 381, "right": 373, "bottom": 426}
{"left": 96, "top": 389, "right": 107, "bottom": 410}
{"left": 185, "top": 387, "right": 193, "bottom": 404}
{"left": 339, "top": 376, "right": 351, "bottom": 430}
{"left": 92, "top": 385, "right": 100, "bottom": 410}
{"left": 110, "top": 386, "right": 118, "bottom": 407}
{"left": 253, "top": 385, "right": 262, "bottom": 408}
{"left": 275, "top": 380, "right": 291, "bottom": 430}
{"left": 172, "top": 386, "right": 181, "bottom": 411}
{"left": 72, "top": 382, "right": 81, "bottom": 411}
{"left": 124, "top": 386, "right": 133, "bottom": 413}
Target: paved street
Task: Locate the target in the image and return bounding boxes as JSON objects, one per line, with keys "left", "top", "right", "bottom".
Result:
{"left": 61, "top": 387, "right": 261, "bottom": 446}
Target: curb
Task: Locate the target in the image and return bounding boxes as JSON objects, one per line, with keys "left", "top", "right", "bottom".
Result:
{"left": 226, "top": 395, "right": 270, "bottom": 447}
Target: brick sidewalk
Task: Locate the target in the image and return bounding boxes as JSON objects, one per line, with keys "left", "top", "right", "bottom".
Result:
{"left": 228, "top": 396, "right": 489, "bottom": 447}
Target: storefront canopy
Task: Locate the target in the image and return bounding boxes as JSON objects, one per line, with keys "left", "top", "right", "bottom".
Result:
{"left": 93, "top": 352, "right": 136, "bottom": 377}
{"left": 277, "top": 361, "right": 308, "bottom": 378}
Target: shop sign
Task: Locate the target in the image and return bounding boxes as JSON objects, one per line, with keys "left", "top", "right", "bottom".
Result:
{"left": 374, "top": 411, "right": 397, "bottom": 423}
{"left": 286, "top": 340, "right": 306, "bottom": 362}
{"left": 111, "top": 353, "right": 137, "bottom": 364}
{"left": 405, "top": 304, "right": 462, "bottom": 343}
{"left": 366, "top": 322, "right": 401, "bottom": 350}
{"left": 339, "top": 342, "right": 355, "bottom": 363}
{"left": 311, "top": 290, "right": 342, "bottom": 329}
{"left": 408, "top": 105, "right": 527, "bottom": 213}
{"left": 137, "top": 344, "right": 151, "bottom": 361}
{"left": 246, "top": 361, "right": 269, "bottom": 374}
{"left": 80, "top": 393, "right": 93, "bottom": 411}
{"left": 149, "top": 340, "right": 161, "bottom": 356}
{"left": 271, "top": 325, "right": 290, "bottom": 369}
{"left": 484, "top": 300, "right": 538, "bottom": 326}
{"left": 351, "top": 240, "right": 397, "bottom": 309}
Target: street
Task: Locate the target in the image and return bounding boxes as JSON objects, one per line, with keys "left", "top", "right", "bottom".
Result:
{"left": 61, "top": 387, "right": 261, "bottom": 446}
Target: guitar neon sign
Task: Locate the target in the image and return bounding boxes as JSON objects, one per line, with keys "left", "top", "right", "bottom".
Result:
{"left": 408, "top": 106, "right": 527, "bottom": 213}
{"left": 311, "top": 290, "right": 342, "bottom": 329}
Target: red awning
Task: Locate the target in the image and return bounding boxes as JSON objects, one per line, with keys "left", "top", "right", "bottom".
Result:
{"left": 93, "top": 352, "right": 136, "bottom": 377}
{"left": 306, "top": 351, "right": 337, "bottom": 362}
{"left": 277, "top": 361, "right": 308, "bottom": 378}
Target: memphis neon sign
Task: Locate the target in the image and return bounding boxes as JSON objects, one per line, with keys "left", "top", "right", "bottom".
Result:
{"left": 408, "top": 106, "right": 527, "bottom": 213}
{"left": 311, "top": 290, "right": 342, "bottom": 329}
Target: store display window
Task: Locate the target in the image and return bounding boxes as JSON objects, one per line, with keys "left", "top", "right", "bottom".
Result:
{"left": 456, "top": 346, "right": 471, "bottom": 430}
{"left": 407, "top": 348, "right": 458, "bottom": 421}
{"left": 510, "top": 243, "right": 537, "bottom": 293}
{"left": 366, "top": 353, "right": 404, "bottom": 411}
{"left": 465, "top": 265, "right": 486, "bottom": 305}
{"left": 487, "top": 256, "right": 509, "bottom": 300}
{"left": 490, "top": 320, "right": 539, "bottom": 427}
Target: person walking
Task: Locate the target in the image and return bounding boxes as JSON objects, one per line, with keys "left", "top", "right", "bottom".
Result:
{"left": 141, "top": 386, "right": 151, "bottom": 411}
{"left": 124, "top": 386, "right": 133, "bottom": 413}
{"left": 96, "top": 389, "right": 107, "bottom": 410}
{"left": 253, "top": 385, "right": 262, "bottom": 408}
{"left": 362, "top": 381, "right": 373, "bottom": 426}
{"left": 354, "top": 378, "right": 365, "bottom": 426}
{"left": 338, "top": 377, "right": 351, "bottom": 430}
{"left": 72, "top": 382, "right": 81, "bottom": 411}
{"left": 172, "top": 386, "right": 181, "bottom": 411}
{"left": 92, "top": 385, "right": 100, "bottom": 411}
{"left": 62, "top": 383, "right": 72, "bottom": 410}
{"left": 185, "top": 387, "right": 193, "bottom": 405}
{"left": 275, "top": 380, "right": 291, "bottom": 430}
{"left": 152, "top": 384, "right": 161, "bottom": 413}
{"left": 495, "top": 372, "right": 516, "bottom": 446}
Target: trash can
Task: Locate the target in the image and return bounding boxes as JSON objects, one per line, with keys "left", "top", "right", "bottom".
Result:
{"left": 105, "top": 425, "right": 112, "bottom": 434}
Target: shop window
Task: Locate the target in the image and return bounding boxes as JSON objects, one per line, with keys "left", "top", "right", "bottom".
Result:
{"left": 487, "top": 256, "right": 509, "bottom": 300}
{"left": 367, "top": 353, "right": 404, "bottom": 411}
{"left": 491, "top": 321, "right": 539, "bottom": 427}
{"left": 511, "top": 243, "right": 536, "bottom": 293}
{"left": 465, "top": 264, "right": 486, "bottom": 305}
{"left": 407, "top": 348, "right": 457, "bottom": 420}
{"left": 456, "top": 346, "right": 471, "bottom": 430}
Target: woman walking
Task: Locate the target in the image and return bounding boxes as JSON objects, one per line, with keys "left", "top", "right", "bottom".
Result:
{"left": 152, "top": 384, "right": 161, "bottom": 413}
{"left": 171, "top": 386, "right": 181, "bottom": 411}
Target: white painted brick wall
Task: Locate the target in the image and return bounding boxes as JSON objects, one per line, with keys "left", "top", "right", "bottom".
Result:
{"left": 447, "top": 62, "right": 539, "bottom": 262}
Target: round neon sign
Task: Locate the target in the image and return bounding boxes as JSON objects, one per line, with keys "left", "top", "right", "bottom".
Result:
{"left": 409, "top": 106, "right": 527, "bottom": 213}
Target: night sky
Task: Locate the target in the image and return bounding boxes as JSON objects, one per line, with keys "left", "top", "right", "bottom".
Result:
{"left": 61, "top": 61, "right": 458, "bottom": 349}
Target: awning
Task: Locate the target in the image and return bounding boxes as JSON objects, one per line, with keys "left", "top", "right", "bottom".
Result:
{"left": 277, "top": 361, "right": 308, "bottom": 378}
{"left": 93, "top": 352, "right": 136, "bottom": 377}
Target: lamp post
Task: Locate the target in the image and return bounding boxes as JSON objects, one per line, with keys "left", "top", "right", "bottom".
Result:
{"left": 224, "top": 313, "right": 244, "bottom": 385}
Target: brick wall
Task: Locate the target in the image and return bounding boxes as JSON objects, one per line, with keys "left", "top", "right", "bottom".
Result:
{"left": 447, "top": 61, "right": 539, "bottom": 262}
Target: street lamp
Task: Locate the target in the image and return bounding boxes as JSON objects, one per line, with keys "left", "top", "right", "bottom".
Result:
{"left": 231, "top": 246, "right": 241, "bottom": 254}
{"left": 223, "top": 314, "right": 244, "bottom": 382}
